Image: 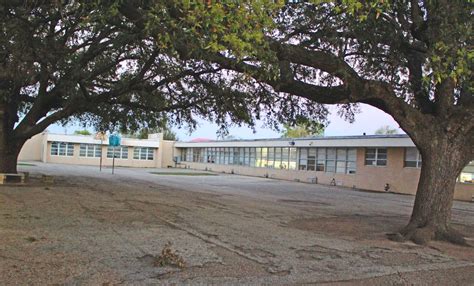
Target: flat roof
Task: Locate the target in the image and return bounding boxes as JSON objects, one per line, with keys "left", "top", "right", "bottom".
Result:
{"left": 174, "top": 134, "right": 416, "bottom": 148}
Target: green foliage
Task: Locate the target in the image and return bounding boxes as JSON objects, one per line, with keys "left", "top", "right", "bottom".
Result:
{"left": 374, "top": 125, "right": 398, "bottom": 135}
{"left": 281, "top": 117, "right": 325, "bottom": 138}
{"left": 73, "top": 130, "right": 92, "bottom": 136}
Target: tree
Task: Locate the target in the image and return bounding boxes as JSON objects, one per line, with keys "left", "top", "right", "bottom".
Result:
{"left": 135, "top": 0, "right": 472, "bottom": 244}
{"left": 1, "top": 1, "right": 267, "bottom": 173}
{"left": 73, "top": 130, "right": 92, "bottom": 136}
{"left": 281, "top": 117, "right": 325, "bottom": 138}
{"left": 374, "top": 126, "right": 399, "bottom": 135}
{"left": 132, "top": 126, "right": 179, "bottom": 141}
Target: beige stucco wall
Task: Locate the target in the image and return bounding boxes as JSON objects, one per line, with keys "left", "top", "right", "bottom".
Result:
{"left": 180, "top": 147, "right": 474, "bottom": 202}
{"left": 18, "top": 133, "right": 45, "bottom": 161}
{"left": 159, "top": 140, "right": 176, "bottom": 168}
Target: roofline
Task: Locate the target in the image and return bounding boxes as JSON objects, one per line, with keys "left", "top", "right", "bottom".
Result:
{"left": 174, "top": 134, "right": 415, "bottom": 148}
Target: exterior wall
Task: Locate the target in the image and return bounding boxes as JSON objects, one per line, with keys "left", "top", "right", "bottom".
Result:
{"left": 179, "top": 147, "right": 473, "bottom": 202}
{"left": 18, "top": 133, "right": 45, "bottom": 161}
{"left": 159, "top": 140, "right": 176, "bottom": 168}
{"left": 44, "top": 143, "right": 159, "bottom": 168}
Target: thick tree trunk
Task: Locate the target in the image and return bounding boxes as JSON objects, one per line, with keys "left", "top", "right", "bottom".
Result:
{"left": 0, "top": 104, "right": 24, "bottom": 174}
{"left": 391, "top": 136, "right": 469, "bottom": 245}
{"left": 0, "top": 144, "right": 20, "bottom": 174}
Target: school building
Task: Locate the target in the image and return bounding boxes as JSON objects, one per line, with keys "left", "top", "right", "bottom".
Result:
{"left": 18, "top": 133, "right": 474, "bottom": 201}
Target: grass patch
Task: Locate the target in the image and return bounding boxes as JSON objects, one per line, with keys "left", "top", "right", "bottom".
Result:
{"left": 17, "top": 163, "right": 36, "bottom": 166}
{"left": 150, "top": 172, "right": 216, "bottom": 176}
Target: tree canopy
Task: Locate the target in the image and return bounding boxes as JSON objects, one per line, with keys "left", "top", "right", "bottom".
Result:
{"left": 374, "top": 125, "right": 398, "bottom": 135}
{"left": 281, "top": 117, "right": 325, "bottom": 138}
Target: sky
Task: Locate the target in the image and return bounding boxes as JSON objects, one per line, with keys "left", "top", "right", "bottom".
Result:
{"left": 47, "top": 103, "right": 404, "bottom": 140}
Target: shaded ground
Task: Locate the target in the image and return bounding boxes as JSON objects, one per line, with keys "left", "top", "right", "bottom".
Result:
{"left": 0, "top": 163, "right": 473, "bottom": 285}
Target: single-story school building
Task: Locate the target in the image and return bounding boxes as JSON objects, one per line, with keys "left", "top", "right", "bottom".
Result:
{"left": 174, "top": 134, "right": 474, "bottom": 202}
{"left": 18, "top": 133, "right": 473, "bottom": 201}
{"left": 18, "top": 132, "right": 175, "bottom": 169}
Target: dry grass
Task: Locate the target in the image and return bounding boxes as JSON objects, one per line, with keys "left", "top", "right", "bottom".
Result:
{"left": 154, "top": 242, "right": 186, "bottom": 269}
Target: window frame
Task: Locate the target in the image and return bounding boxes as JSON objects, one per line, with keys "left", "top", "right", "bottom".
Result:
{"left": 365, "top": 148, "right": 388, "bottom": 167}
{"left": 50, "top": 141, "right": 74, "bottom": 157}
{"left": 133, "top": 147, "right": 155, "bottom": 161}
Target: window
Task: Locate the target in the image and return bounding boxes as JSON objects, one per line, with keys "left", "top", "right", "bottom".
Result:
{"left": 51, "top": 142, "right": 74, "bottom": 156}
{"left": 336, "top": 149, "right": 347, "bottom": 173}
{"left": 244, "top": 147, "right": 250, "bottom": 166}
{"left": 316, "top": 148, "right": 326, "bottom": 171}
{"left": 459, "top": 161, "right": 474, "bottom": 183}
{"left": 249, "top": 148, "right": 256, "bottom": 167}
{"left": 260, "top": 148, "right": 268, "bottom": 167}
{"left": 347, "top": 149, "right": 357, "bottom": 174}
{"left": 281, "top": 148, "right": 289, "bottom": 169}
{"left": 267, "top": 148, "right": 274, "bottom": 168}
{"left": 255, "top": 148, "right": 262, "bottom": 167}
{"left": 404, "top": 147, "right": 422, "bottom": 168}
{"left": 299, "top": 148, "right": 308, "bottom": 170}
{"left": 80, "top": 144, "right": 102, "bottom": 158}
{"left": 134, "top": 147, "right": 154, "bottom": 160}
{"left": 289, "top": 148, "right": 297, "bottom": 170}
{"left": 107, "top": 146, "right": 128, "bottom": 159}
{"left": 274, "top": 147, "right": 282, "bottom": 168}
{"left": 307, "top": 148, "right": 316, "bottom": 171}
{"left": 365, "top": 148, "right": 387, "bottom": 166}
{"left": 193, "top": 148, "right": 201, "bottom": 162}
{"left": 326, "top": 148, "right": 336, "bottom": 172}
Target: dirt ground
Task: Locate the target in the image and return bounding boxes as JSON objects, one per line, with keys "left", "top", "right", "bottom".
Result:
{"left": 1, "top": 163, "right": 474, "bottom": 285}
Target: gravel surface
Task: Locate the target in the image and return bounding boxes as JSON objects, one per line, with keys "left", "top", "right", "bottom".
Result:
{"left": 0, "top": 162, "right": 473, "bottom": 285}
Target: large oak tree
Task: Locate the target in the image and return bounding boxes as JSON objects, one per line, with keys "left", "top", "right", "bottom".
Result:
{"left": 137, "top": 0, "right": 473, "bottom": 244}
{"left": 0, "top": 1, "right": 291, "bottom": 173}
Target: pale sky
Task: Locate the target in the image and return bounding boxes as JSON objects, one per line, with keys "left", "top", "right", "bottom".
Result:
{"left": 47, "top": 104, "right": 404, "bottom": 140}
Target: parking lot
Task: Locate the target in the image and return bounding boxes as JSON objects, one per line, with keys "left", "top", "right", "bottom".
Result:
{"left": 1, "top": 163, "right": 473, "bottom": 285}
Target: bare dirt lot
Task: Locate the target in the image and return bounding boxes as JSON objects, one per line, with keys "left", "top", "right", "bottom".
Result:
{"left": 1, "top": 163, "right": 474, "bottom": 285}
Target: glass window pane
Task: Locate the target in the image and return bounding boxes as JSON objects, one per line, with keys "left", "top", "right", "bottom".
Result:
{"left": 327, "top": 148, "right": 336, "bottom": 160}
{"left": 316, "top": 160, "right": 325, "bottom": 171}
{"left": 337, "top": 149, "right": 347, "bottom": 160}
{"left": 289, "top": 148, "right": 297, "bottom": 170}
{"left": 336, "top": 161, "right": 346, "bottom": 173}
{"left": 347, "top": 149, "right": 357, "bottom": 161}
{"left": 347, "top": 161, "right": 356, "bottom": 174}
{"left": 326, "top": 160, "right": 336, "bottom": 172}
{"left": 317, "top": 148, "right": 326, "bottom": 160}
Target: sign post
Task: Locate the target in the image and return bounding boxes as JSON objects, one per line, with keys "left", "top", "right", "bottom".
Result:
{"left": 94, "top": 132, "right": 107, "bottom": 172}
{"left": 108, "top": 134, "right": 121, "bottom": 175}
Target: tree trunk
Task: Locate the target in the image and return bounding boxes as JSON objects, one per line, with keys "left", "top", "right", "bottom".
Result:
{"left": 0, "top": 143, "right": 20, "bottom": 174}
{"left": 392, "top": 136, "right": 469, "bottom": 245}
{"left": 0, "top": 104, "right": 23, "bottom": 174}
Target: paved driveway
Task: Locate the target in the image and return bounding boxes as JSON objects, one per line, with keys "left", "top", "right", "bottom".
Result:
{"left": 0, "top": 162, "right": 473, "bottom": 285}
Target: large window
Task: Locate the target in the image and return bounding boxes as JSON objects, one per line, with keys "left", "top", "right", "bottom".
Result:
{"left": 79, "top": 144, "right": 101, "bottom": 158}
{"left": 107, "top": 146, "right": 128, "bottom": 159}
{"left": 267, "top": 147, "right": 274, "bottom": 168}
{"left": 51, "top": 142, "right": 74, "bottom": 156}
{"left": 298, "top": 147, "right": 356, "bottom": 174}
{"left": 346, "top": 149, "right": 357, "bottom": 174}
{"left": 133, "top": 147, "right": 154, "bottom": 160}
{"left": 289, "top": 148, "right": 297, "bottom": 170}
{"left": 299, "top": 148, "right": 307, "bottom": 170}
{"left": 179, "top": 146, "right": 356, "bottom": 173}
{"left": 460, "top": 161, "right": 474, "bottom": 184}
{"left": 326, "top": 148, "right": 336, "bottom": 172}
{"left": 316, "top": 148, "right": 326, "bottom": 171}
{"left": 365, "top": 148, "right": 387, "bottom": 166}
{"left": 404, "top": 147, "right": 422, "bottom": 168}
